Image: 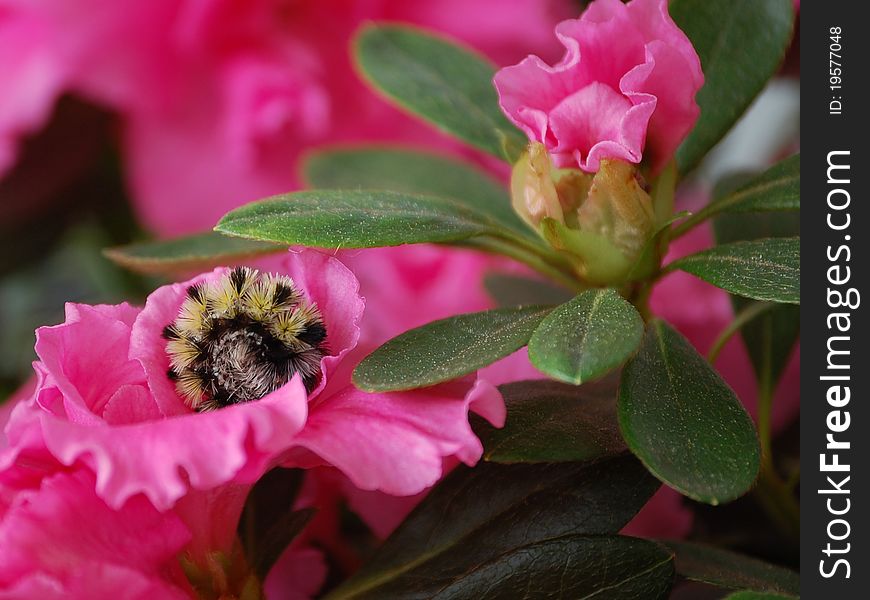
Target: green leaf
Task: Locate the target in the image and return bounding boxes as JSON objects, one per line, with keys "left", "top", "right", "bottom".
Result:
{"left": 353, "top": 306, "right": 552, "bottom": 392}
{"left": 618, "top": 320, "right": 760, "bottom": 504}
{"left": 103, "top": 232, "right": 285, "bottom": 275}
{"left": 664, "top": 540, "right": 799, "bottom": 596}
{"left": 714, "top": 212, "right": 800, "bottom": 387}
{"left": 325, "top": 455, "right": 662, "bottom": 599}
{"left": 302, "top": 147, "right": 532, "bottom": 240}
{"left": 704, "top": 154, "right": 799, "bottom": 215}
{"left": 408, "top": 535, "right": 675, "bottom": 600}
{"left": 353, "top": 24, "right": 525, "bottom": 159}
{"left": 671, "top": 0, "right": 795, "bottom": 173}
{"left": 667, "top": 238, "right": 800, "bottom": 304}
{"left": 215, "top": 189, "right": 504, "bottom": 248}
{"left": 528, "top": 289, "right": 644, "bottom": 385}
{"left": 483, "top": 273, "right": 575, "bottom": 307}
{"left": 477, "top": 379, "right": 625, "bottom": 463}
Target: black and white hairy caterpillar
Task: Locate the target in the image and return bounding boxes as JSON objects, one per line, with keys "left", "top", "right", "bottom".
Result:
{"left": 163, "top": 266, "right": 327, "bottom": 411}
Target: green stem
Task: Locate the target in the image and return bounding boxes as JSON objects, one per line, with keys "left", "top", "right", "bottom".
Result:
{"left": 670, "top": 202, "right": 720, "bottom": 239}
{"left": 707, "top": 302, "right": 773, "bottom": 364}
{"left": 752, "top": 361, "right": 800, "bottom": 540}
{"left": 464, "top": 235, "right": 584, "bottom": 292}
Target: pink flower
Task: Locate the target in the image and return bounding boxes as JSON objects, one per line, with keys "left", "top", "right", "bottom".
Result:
{"left": 0, "top": 250, "right": 504, "bottom": 513}
{"left": 0, "top": 0, "right": 574, "bottom": 233}
{"left": 494, "top": 0, "right": 703, "bottom": 173}
{"left": 0, "top": 468, "right": 194, "bottom": 599}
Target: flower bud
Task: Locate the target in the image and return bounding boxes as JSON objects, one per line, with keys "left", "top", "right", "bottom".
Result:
{"left": 510, "top": 144, "right": 658, "bottom": 285}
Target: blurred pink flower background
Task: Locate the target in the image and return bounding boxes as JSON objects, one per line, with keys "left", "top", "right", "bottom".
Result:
{"left": 0, "top": 0, "right": 800, "bottom": 596}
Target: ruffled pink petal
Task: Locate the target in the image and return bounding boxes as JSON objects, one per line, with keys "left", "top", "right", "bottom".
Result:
{"left": 38, "top": 376, "right": 309, "bottom": 510}
{"left": 622, "top": 0, "right": 704, "bottom": 87}
{"left": 289, "top": 379, "right": 504, "bottom": 496}
{"left": 621, "top": 41, "right": 700, "bottom": 169}
{"left": 0, "top": 379, "right": 35, "bottom": 451}
{"left": 34, "top": 303, "right": 148, "bottom": 425}
{"left": 0, "top": 469, "right": 190, "bottom": 594}
{"left": 547, "top": 81, "right": 650, "bottom": 171}
{"left": 495, "top": 0, "right": 702, "bottom": 172}
{"left": 0, "top": 564, "right": 189, "bottom": 600}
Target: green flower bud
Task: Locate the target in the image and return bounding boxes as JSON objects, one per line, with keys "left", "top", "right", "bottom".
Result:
{"left": 510, "top": 144, "right": 660, "bottom": 285}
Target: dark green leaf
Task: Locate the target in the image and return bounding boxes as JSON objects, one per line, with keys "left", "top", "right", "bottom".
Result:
{"left": 353, "top": 25, "right": 525, "bottom": 159}
{"left": 215, "top": 190, "right": 504, "bottom": 248}
{"left": 103, "top": 232, "right": 285, "bottom": 275}
{"left": 353, "top": 306, "right": 552, "bottom": 392}
{"left": 722, "top": 592, "right": 796, "bottom": 600}
{"left": 483, "top": 273, "right": 575, "bottom": 307}
{"left": 618, "top": 321, "right": 760, "bottom": 504}
{"left": 478, "top": 379, "right": 625, "bottom": 463}
{"left": 238, "top": 468, "right": 311, "bottom": 580}
{"left": 529, "top": 289, "right": 644, "bottom": 385}
{"left": 665, "top": 540, "right": 799, "bottom": 596}
{"left": 667, "top": 238, "right": 800, "bottom": 304}
{"left": 302, "top": 147, "right": 531, "bottom": 239}
{"left": 426, "top": 535, "right": 674, "bottom": 600}
{"left": 325, "top": 455, "right": 661, "bottom": 599}
{"left": 714, "top": 212, "right": 800, "bottom": 387}
{"left": 672, "top": 0, "right": 795, "bottom": 173}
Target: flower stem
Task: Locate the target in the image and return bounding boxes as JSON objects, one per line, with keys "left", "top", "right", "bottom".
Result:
{"left": 707, "top": 302, "right": 774, "bottom": 364}
{"left": 465, "top": 235, "right": 584, "bottom": 293}
{"left": 752, "top": 366, "right": 800, "bottom": 540}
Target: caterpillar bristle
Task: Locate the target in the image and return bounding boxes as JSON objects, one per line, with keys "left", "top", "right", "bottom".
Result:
{"left": 164, "top": 267, "right": 328, "bottom": 411}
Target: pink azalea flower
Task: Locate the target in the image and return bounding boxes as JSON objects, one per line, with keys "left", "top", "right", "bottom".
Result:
{"left": 0, "top": 0, "right": 574, "bottom": 234}
{"left": 0, "top": 467, "right": 193, "bottom": 599}
{"left": 0, "top": 250, "right": 504, "bottom": 513}
{"left": 494, "top": 0, "right": 704, "bottom": 173}
{"left": 1, "top": 383, "right": 327, "bottom": 599}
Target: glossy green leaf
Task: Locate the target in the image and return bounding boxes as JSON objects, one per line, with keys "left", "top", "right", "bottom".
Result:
{"left": 477, "top": 379, "right": 625, "bottom": 463}
{"left": 353, "top": 24, "right": 525, "bottom": 159}
{"left": 325, "top": 455, "right": 662, "bottom": 599}
{"left": 672, "top": 0, "right": 795, "bottom": 173}
{"left": 668, "top": 238, "right": 800, "bottom": 304}
{"left": 528, "top": 289, "right": 644, "bottom": 385}
{"left": 353, "top": 306, "right": 552, "bottom": 392}
{"left": 302, "top": 147, "right": 531, "bottom": 239}
{"left": 104, "top": 232, "right": 285, "bottom": 275}
{"left": 665, "top": 541, "right": 799, "bottom": 596}
{"left": 483, "top": 273, "right": 575, "bottom": 307}
{"left": 618, "top": 321, "right": 760, "bottom": 504}
{"left": 215, "top": 190, "right": 504, "bottom": 248}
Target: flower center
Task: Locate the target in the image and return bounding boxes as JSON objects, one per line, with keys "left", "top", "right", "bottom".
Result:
{"left": 164, "top": 266, "right": 327, "bottom": 411}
